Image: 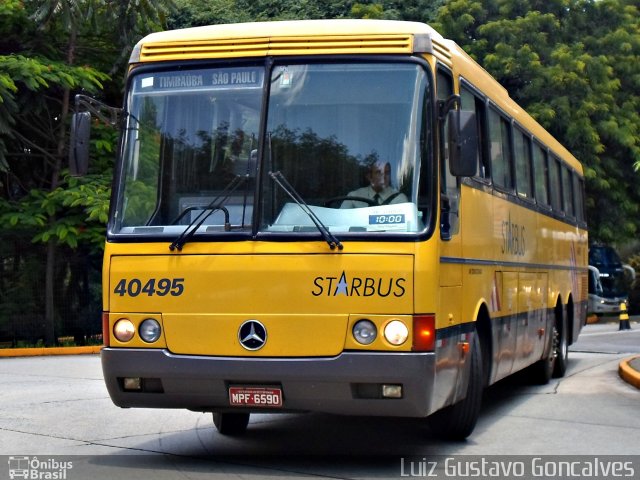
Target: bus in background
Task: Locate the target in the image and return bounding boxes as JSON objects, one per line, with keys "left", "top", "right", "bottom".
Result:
{"left": 588, "top": 245, "right": 635, "bottom": 317}
{"left": 71, "top": 19, "right": 588, "bottom": 440}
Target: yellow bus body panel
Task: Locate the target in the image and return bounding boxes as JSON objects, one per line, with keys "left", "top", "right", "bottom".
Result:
{"left": 459, "top": 184, "right": 588, "bottom": 320}
{"left": 106, "top": 244, "right": 416, "bottom": 356}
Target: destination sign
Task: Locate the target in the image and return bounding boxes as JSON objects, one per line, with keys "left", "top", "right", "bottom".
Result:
{"left": 136, "top": 67, "right": 264, "bottom": 92}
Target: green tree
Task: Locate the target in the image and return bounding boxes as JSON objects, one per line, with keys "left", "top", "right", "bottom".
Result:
{"left": 435, "top": 0, "right": 640, "bottom": 243}
{"left": 168, "top": 0, "right": 354, "bottom": 27}
{"left": 0, "top": 0, "right": 174, "bottom": 345}
{"left": 167, "top": 0, "right": 445, "bottom": 28}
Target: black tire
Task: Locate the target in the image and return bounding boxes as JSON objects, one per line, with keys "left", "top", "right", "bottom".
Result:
{"left": 553, "top": 310, "right": 568, "bottom": 378}
{"left": 529, "top": 321, "right": 555, "bottom": 385}
{"left": 428, "top": 334, "right": 483, "bottom": 440}
{"left": 212, "top": 412, "right": 250, "bottom": 435}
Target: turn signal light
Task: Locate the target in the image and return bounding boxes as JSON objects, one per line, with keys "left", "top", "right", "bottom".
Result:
{"left": 412, "top": 314, "right": 435, "bottom": 351}
{"left": 102, "top": 312, "right": 110, "bottom": 347}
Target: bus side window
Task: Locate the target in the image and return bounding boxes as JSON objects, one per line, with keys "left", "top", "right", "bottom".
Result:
{"left": 488, "top": 106, "right": 513, "bottom": 191}
{"left": 574, "top": 175, "right": 586, "bottom": 223}
{"left": 549, "top": 155, "right": 562, "bottom": 212}
{"left": 532, "top": 141, "right": 549, "bottom": 207}
{"left": 459, "top": 83, "right": 487, "bottom": 180}
{"left": 562, "top": 165, "right": 575, "bottom": 218}
{"left": 514, "top": 127, "right": 533, "bottom": 200}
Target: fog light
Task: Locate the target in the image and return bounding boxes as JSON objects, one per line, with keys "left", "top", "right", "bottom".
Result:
{"left": 384, "top": 320, "right": 409, "bottom": 346}
{"left": 382, "top": 384, "right": 403, "bottom": 398}
{"left": 139, "top": 318, "right": 162, "bottom": 343}
{"left": 353, "top": 319, "right": 377, "bottom": 345}
{"left": 123, "top": 377, "right": 142, "bottom": 391}
{"left": 113, "top": 319, "right": 135, "bottom": 342}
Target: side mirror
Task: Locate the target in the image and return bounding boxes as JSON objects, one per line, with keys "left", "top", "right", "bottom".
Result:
{"left": 69, "top": 112, "right": 91, "bottom": 176}
{"left": 623, "top": 264, "right": 636, "bottom": 285}
{"left": 588, "top": 265, "right": 603, "bottom": 294}
{"left": 447, "top": 109, "right": 478, "bottom": 177}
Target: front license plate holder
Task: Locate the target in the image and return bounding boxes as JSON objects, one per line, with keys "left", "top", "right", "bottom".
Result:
{"left": 228, "top": 386, "right": 283, "bottom": 408}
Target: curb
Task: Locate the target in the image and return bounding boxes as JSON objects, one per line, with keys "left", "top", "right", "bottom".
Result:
{"left": 0, "top": 345, "right": 102, "bottom": 358}
{"left": 618, "top": 356, "right": 640, "bottom": 390}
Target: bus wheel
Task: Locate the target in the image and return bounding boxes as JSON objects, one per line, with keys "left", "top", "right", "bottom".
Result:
{"left": 529, "top": 321, "right": 555, "bottom": 384}
{"left": 428, "top": 334, "right": 483, "bottom": 440}
{"left": 553, "top": 313, "right": 568, "bottom": 378}
{"left": 212, "top": 412, "right": 250, "bottom": 435}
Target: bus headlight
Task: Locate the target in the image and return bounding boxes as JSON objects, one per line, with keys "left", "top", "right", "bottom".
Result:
{"left": 384, "top": 320, "right": 409, "bottom": 346}
{"left": 113, "top": 318, "right": 135, "bottom": 342}
{"left": 353, "top": 319, "right": 377, "bottom": 345}
{"left": 139, "top": 318, "right": 162, "bottom": 343}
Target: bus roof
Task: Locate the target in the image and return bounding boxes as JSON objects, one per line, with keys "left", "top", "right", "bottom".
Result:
{"left": 130, "top": 19, "right": 582, "bottom": 174}
{"left": 130, "top": 19, "right": 444, "bottom": 63}
{"left": 133, "top": 19, "right": 443, "bottom": 49}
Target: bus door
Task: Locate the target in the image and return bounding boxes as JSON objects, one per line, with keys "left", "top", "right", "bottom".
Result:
{"left": 435, "top": 66, "right": 464, "bottom": 408}
{"left": 493, "top": 271, "right": 517, "bottom": 379}
{"left": 438, "top": 66, "right": 462, "bottom": 287}
{"left": 498, "top": 271, "right": 549, "bottom": 377}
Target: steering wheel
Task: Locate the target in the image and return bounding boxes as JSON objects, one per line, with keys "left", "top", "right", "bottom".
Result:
{"left": 324, "top": 196, "right": 377, "bottom": 208}
{"left": 324, "top": 192, "right": 404, "bottom": 208}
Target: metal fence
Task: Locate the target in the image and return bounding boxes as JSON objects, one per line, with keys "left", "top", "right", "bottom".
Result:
{"left": 0, "top": 231, "right": 102, "bottom": 347}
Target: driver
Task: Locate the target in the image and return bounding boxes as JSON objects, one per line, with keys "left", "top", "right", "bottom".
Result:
{"left": 341, "top": 161, "right": 408, "bottom": 208}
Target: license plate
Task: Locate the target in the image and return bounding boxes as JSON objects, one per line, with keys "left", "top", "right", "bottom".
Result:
{"left": 228, "top": 386, "right": 283, "bottom": 408}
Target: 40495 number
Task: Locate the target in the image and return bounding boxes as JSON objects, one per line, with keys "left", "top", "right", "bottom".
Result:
{"left": 113, "top": 278, "right": 185, "bottom": 297}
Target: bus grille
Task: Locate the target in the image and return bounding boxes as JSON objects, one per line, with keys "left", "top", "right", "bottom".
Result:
{"left": 432, "top": 39, "right": 452, "bottom": 66}
{"left": 139, "top": 35, "right": 415, "bottom": 61}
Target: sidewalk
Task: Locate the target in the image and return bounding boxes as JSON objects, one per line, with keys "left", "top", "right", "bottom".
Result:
{"left": 0, "top": 345, "right": 101, "bottom": 357}
{"left": 593, "top": 313, "right": 640, "bottom": 390}
{"left": 619, "top": 355, "right": 640, "bottom": 390}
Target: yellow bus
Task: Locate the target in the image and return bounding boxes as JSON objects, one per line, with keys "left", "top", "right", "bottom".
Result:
{"left": 75, "top": 19, "right": 588, "bottom": 440}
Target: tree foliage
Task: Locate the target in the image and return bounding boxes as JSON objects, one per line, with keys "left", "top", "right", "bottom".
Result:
{"left": 1, "top": 0, "right": 639, "bottom": 344}
{"left": 0, "top": 0, "right": 173, "bottom": 345}
{"left": 167, "top": 0, "right": 445, "bottom": 28}
{"left": 1, "top": 0, "right": 173, "bottom": 244}
{"left": 167, "top": 0, "right": 640, "bottom": 244}
{"left": 434, "top": 0, "right": 640, "bottom": 243}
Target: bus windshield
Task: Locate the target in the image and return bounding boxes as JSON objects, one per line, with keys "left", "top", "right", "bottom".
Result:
{"left": 111, "top": 61, "right": 432, "bottom": 239}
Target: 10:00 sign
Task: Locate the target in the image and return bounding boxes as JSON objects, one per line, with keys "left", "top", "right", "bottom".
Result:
{"left": 113, "top": 278, "right": 185, "bottom": 297}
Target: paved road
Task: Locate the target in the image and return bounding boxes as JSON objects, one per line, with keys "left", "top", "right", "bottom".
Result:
{"left": 572, "top": 317, "right": 640, "bottom": 354}
{"left": 0, "top": 321, "right": 638, "bottom": 479}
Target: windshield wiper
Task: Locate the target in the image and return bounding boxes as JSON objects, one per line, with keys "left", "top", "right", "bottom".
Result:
{"left": 169, "top": 174, "right": 247, "bottom": 252}
{"left": 269, "top": 171, "right": 343, "bottom": 251}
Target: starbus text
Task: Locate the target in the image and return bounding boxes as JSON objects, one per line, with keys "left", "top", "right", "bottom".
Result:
{"left": 312, "top": 271, "right": 406, "bottom": 297}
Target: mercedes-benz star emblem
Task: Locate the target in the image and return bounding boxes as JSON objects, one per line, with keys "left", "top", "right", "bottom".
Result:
{"left": 238, "top": 320, "right": 267, "bottom": 351}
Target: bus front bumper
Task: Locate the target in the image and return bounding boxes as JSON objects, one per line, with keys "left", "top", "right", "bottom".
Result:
{"left": 589, "top": 297, "right": 628, "bottom": 315}
{"left": 101, "top": 348, "right": 436, "bottom": 417}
